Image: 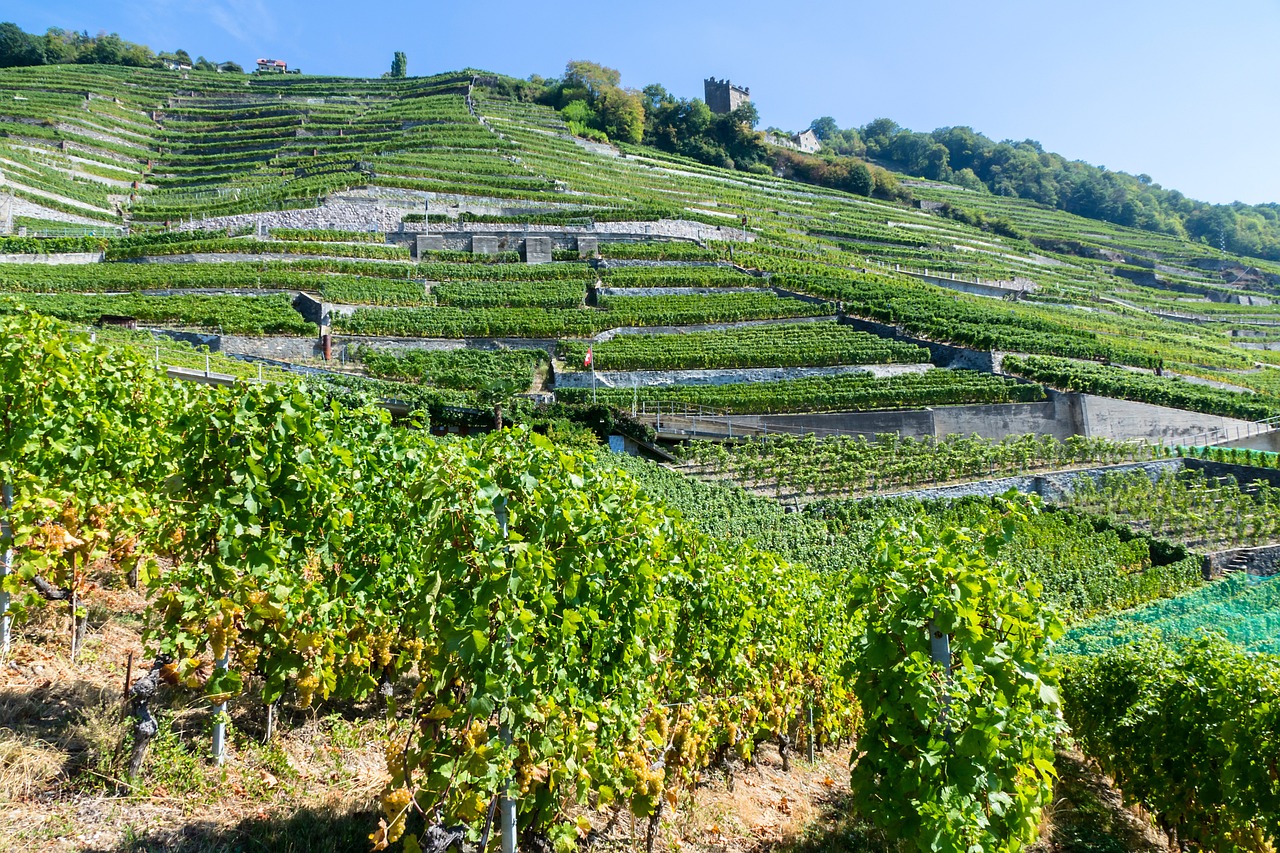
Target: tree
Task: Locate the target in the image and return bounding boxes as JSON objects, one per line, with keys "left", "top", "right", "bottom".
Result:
{"left": 861, "top": 117, "right": 901, "bottom": 155}
{"left": 951, "top": 167, "right": 986, "bottom": 192}
{"left": 641, "top": 83, "right": 672, "bottom": 112}
{"left": 221, "top": 60, "right": 243, "bottom": 74}
{"left": 390, "top": 51, "right": 406, "bottom": 78}
{"left": 0, "top": 22, "right": 45, "bottom": 67}
{"left": 729, "top": 101, "right": 759, "bottom": 129}
{"left": 477, "top": 378, "right": 522, "bottom": 431}
{"left": 563, "top": 60, "right": 621, "bottom": 100}
{"left": 844, "top": 160, "right": 874, "bottom": 196}
{"left": 809, "top": 116, "right": 840, "bottom": 140}
{"left": 598, "top": 86, "right": 645, "bottom": 144}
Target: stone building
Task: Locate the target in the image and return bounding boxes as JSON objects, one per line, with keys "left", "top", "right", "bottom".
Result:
{"left": 704, "top": 77, "right": 750, "bottom": 114}
{"left": 763, "top": 128, "right": 823, "bottom": 154}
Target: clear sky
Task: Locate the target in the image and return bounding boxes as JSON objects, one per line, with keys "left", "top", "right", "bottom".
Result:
{"left": 6, "top": 0, "right": 1279, "bottom": 205}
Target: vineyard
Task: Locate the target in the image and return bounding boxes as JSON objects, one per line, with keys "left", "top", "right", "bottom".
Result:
{"left": 1065, "top": 467, "right": 1280, "bottom": 550}
{"left": 561, "top": 370, "right": 1044, "bottom": 415}
{"left": 555, "top": 322, "right": 929, "bottom": 371}
{"left": 6, "top": 55, "right": 1280, "bottom": 853}
{"left": 355, "top": 345, "right": 545, "bottom": 392}
{"left": 675, "top": 432, "right": 1167, "bottom": 499}
{"left": 1, "top": 314, "right": 1064, "bottom": 852}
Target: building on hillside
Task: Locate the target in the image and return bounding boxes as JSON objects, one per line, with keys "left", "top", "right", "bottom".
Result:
{"left": 161, "top": 59, "right": 192, "bottom": 72}
{"left": 704, "top": 77, "right": 750, "bottom": 114}
{"left": 763, "top": 128, "right": 823, "bottom": 154}
{"left": 257, "top": 58, "right": 288, "bottom": 73}
{"left": 793, "top": 129, "right": 821, "bottom": 153}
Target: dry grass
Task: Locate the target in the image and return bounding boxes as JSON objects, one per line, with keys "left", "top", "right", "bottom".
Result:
{"left": 0, "top": 588, "right": 388, "bottom": 853}
{"left": 0, "top": 732, "right": 67, "bottom": 802}
{"left": 572, "top": 742, "right": 856, "bottom": 853}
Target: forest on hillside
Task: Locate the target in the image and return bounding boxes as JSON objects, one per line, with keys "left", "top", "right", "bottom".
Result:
{"left": 0, "top": 21, "right": 238, "bottom": 72}
{"left": 524, "top": 60, "right": 1280, "bottom": 263}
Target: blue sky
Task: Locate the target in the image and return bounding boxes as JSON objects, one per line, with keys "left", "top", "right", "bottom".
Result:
{"left": 6, "top": 0, "right": 1280, "bottom": 205}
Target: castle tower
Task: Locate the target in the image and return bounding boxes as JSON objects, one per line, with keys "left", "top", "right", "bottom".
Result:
{"left": 704, "top": 77, "right": 750, "bottom": 115}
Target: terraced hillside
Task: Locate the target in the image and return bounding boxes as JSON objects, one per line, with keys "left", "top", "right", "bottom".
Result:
{"left": 4, "top": 63, "right": 1280, "bottom": 446}
{"left": 15, "top": 62, "right": 1280, "bottom": 853}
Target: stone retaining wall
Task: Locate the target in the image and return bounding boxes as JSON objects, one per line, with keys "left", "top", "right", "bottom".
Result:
{"left": 836, "top": 315, "right": 997, "bottom": 371}
{"left": 869, "top": 459, "right": 1183, "bottom": 503}
{"left": 1203, "top": 545, "right": 1280, "bottom": 578}
{"left": 593, "top": 315, "right": 838, "bottom": 342}
{"left": 0, "top": 251, "right": 103, "bottom": 264}
{"left": 553, "top": 363, "right": 932, "bottom": 390}
{"left": 596, "top": 287, "right": 769, "bottom": 297}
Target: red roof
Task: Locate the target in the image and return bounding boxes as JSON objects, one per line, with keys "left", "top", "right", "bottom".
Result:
{"left": 256, "top": 58, "right": 287, "bottom": 67}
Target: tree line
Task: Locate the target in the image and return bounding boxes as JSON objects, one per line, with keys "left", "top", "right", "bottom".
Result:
{"left": 812, "top": 115, "right": 1280, "bottom": 262}
{"left": 496, "top": 61, "right": 1280, "bottom": 263}
{"left": 0, "top": 22, "right": 241, "bottom": 73}
{"left": 487, "top": 61, "right": 902, "bottom": 200}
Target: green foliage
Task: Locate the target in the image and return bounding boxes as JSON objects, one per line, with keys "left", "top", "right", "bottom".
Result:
{"left": 105, "top": 237, "right": 409, "bottom": 262}
{"left": 640, "top": 89, "right": 768, "bottom": 172}
{"left": 4, "top": 293, "right": 316, "bottom": 335}
{"left": 0, "top": 23, "right": 159, "bottom": 69}
{"left": 0, "top": 235, "right": 110, "bottom": 254}
{"left": 356, "top": 345, "right": 543, "bottom": 392}
{"left": 1004, "top": 354, "right": 1280, "bottom": 421}
{"left": 0, "top": 312, "right": 170, "bottom": 625}
{"left": 556, "top": 322, "right": 928, "bottom": 371}
{"left": 1061, "top": 636, "right": 1280, "bottom": 850}
{"left": 549, "top": 60, "right": 644, "bottom": 144}
{"left": 854, "top": 118, "right": 1280, "bottom": 263}
{"left": 850, "top": 499, "right": 1063, "bottom": 852}
{"left": 333, "top": 292, "right": 827, "bottom": 339}
{"left": 561, "top": 370, "right": 1044, "bottom": 415}
{"left": 678, "top": 432, "right": 1165, "bottom": 501}
{"left": 1066, "top": 467, "right": 1280, "bottom": 551}
{"left": 432, "top": 280, "right": 585, "bottom": 309}
{"left": 772, "top": 148, "right": 875, "bottom": 196}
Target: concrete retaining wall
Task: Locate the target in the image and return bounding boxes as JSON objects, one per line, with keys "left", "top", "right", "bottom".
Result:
{"left": 649, "top": 392, "right": 1253, "bottom": 445}
{"left": 736, "top": 398, "right": 1070, "bottom": 441}
{"left": 1077, "top": 394, "right": 1255, "bottom": 443}
{"left": 337, "top": 336, "right": 558, "bottom": 359}
{"left": 149, "top": 329, "right": 323, "bottom": 360}
{"left": 1183, "top": 457, "right": 1280, "bottom": 489}
{"left": 597, "top": 286, "right": 770, "bottom": 297}
{"left": 935, "top": 392, "right": 1078, "bottom": 440}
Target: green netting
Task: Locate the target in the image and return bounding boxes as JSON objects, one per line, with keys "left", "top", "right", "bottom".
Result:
{"left": 1057, "top": 572, "right": 1280, "bottom": 656}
